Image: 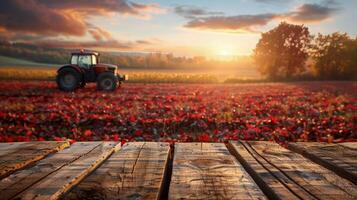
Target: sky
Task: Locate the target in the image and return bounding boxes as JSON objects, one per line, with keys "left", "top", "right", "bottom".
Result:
{"left": 0, "top": 0, "right": 356, "bottom": 57}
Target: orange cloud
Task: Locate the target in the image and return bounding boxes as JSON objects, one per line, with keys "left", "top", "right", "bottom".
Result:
{"left": 88, "top": 27, "right": 113, "bottom": 41}
{"left": 179, "top": 2, "right": 339, "bottom": 33}
{"left": 0, "top": 0, "right": 163, "bottom": 38}
{"left": 0, "top": 0, "right": 87, "bottom": 36}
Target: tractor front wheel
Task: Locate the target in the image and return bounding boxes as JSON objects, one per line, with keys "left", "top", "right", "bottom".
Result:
{"left": 79, "top": 81, "right": 86, "bottom": 88}
{"left": 97, "top": 72, "right": 118, "bottom": 91}
{"left": 56, "top": 68, "right": 81, "bottom": 91}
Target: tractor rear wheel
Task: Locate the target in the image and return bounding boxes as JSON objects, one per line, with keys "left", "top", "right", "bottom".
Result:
{"left": 56, "top": 68, "right": 81, "bottom": 91}
{"left": 97, "top": 72, "right": 118, "bottom": 91}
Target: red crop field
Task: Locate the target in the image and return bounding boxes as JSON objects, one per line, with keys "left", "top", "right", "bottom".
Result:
{"left": 0, "top": 81, "right": 356, "bottom": 144}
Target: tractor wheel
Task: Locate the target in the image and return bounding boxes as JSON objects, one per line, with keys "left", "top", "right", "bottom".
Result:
{"left": 79, "top": 81, "right": 86, "bottom": 88}
{"left": 97, "top": 72, "right": 118, "bottom": 91}
{"left": 56, "top": 68, "right": 81, "bottom": 91}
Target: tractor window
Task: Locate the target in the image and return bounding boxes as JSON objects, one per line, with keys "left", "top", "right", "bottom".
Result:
{"left": 71, "top": 55, "right": 78, "bottom": 65}
{"left": 78, "top": 55, "right": 92, "bottom": 68}
{"left": 92, "top": 55, "right": 97, "bottom": 65}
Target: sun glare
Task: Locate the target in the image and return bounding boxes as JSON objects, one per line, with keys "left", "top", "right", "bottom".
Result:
{"left": 217, "top": 49, "right": 234, "bottom": 57}
{"left": 215, "top": 46, "right": 238, "bottom": 59}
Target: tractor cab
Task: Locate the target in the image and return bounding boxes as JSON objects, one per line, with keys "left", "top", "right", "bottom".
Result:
{"left": 56, "top": 50, "right": 127, "bottom": 92}
{"left": 70, "top": 51, "right": 99, "bottom": 69}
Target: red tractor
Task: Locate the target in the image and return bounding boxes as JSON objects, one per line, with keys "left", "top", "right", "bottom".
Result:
{"left": 56, "top": 50, "right": 127, "bottom": 91}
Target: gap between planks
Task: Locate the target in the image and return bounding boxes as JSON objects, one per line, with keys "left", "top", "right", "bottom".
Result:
{"left": 288, "top": 142, "right": 357, "bottom": 185}
{"left": 0, "top": 142, "right": 120, "bottom": 200}
{"left": 62, "top": 142, "right": 172, "bottom": 200}
{"left": 227, "top": 141, "right": 357, "bottom": 200}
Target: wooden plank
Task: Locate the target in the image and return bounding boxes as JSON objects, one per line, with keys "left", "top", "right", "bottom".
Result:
{"left": 339, "top": 142, "right": 357, "bottom": 150}
{"left": 0, "top": 142, "right": 101, "bottom": 200}
{"left": 0, "top": 142, "right": 28, "bottom": 157}
{"left": 0, "top": 141, "right": 69, "bottom": 179}
{"left": 0, "top": 142, "right": 119, "bottom": 200}
{"left": 229, "top": 141, "right": 357, "bottom": 200}
{"left": 63, "top": 142, "right": 171, "bottom": 200}
{"left": 288, "top": 142, "right": 357, "bottom": 185}
{"left": 169, "top": 143, "right": 266, "bottom": 200}
{"left": 228, "top": 141, "right": 313, "bottom": 200}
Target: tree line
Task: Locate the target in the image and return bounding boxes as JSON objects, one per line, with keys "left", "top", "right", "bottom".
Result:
{"left": 0, "top": 40, "right": 253, "bottom": 70}
{"left": 254, "top": 22, "right": 357, "bottom": 81}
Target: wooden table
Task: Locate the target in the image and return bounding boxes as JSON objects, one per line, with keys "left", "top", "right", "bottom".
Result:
{"left": 0, "top": 141, "right": 355, "bottom": 200}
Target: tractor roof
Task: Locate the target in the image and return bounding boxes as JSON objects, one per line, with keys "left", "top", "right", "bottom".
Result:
{"left": 71, "top": 50, "right": 99, "bottom": 56}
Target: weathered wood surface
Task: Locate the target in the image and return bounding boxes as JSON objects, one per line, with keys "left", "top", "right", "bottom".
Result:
{"left": 0, "top": 141, "right": 69, "bottom": 179}
{"left": 0, "top": 142, "right": 99, "bottom": 200}
{"left": 0, "top": 142, "right": 119, "bottom": 200}
{"left": 228, "top": 141, "right": 357, "bottom": 200}
{"left": 169, "top": 143, "right": 266, "bottom": 200}
{"left": 288, "top": 142, "right": 357, "bottom": 185}
{"left": 1, "top": 141, "right": 356, "bottom": 200}
{"left": 339, "top": 142, "right": 357, "bottom": 150}
{"left": 64, "top": 142, "right": 170, "bottom": 200}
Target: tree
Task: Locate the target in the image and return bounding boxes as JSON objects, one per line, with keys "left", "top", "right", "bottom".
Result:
{"left": 344, "top": 38, "right": 357, "bottom": 80}
{"left": 311, "top": 33, "right": 356, "bottom": 80}
{"left": 253, "top": 22, "right": 311, "bottom": 80}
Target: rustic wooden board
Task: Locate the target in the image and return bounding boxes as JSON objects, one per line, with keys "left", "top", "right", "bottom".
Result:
{"left": 229, "top": 141, "right": 357, "bottom": 200}
{"left": 0, "top": 142, "right": 101, "bottom": 200}
{"left": 63, "top": 142, "right": 170, "bottom": 200}
{"left": 0, "top": 141, "right": 69, "bottom": 179}
{"left": 288, "top": 142, "right": 357, "bottom": 185}
{"left": 0, "top": 142, "right": 119, "bottom": 200}
{"left": 169, "top": 143, "right": 266, "bottom": 200}
{"left": 339, "top": 142, "right": 357, "bottom": 150}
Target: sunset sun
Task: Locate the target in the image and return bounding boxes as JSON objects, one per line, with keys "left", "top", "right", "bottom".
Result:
{"left": 215, "top": 46, "right": 238, "bottom": 58}
{"left": 217, "top": 49, "right": 233, "bottom": 56}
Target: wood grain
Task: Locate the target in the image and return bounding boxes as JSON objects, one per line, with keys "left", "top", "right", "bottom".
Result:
{"left": 229, "top": 141, "right": 357, "bottom": 200}
{"left": 1, "top": 141, "right": 355, "bottom": 200}
{"left": 63, "top": 142, "right": 170, "bottom": 200}
{"left": 2, "top": 142, "right": 119, "bottom": 200}
{"left": 169, "top": 143, "right": 266, "bottom": 200}
{"left": 0, "top": 142, "right": 102, "bottom": 200}
{"left": 0, "top": 141, "right": 69, "bottom": 179}
{"left": 288, "top": 142, "right": 357, "bottom": 185}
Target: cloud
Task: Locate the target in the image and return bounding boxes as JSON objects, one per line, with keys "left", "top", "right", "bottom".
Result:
{"left": 135, "top": 40, "right": 153, "bottom": 45}
{"left": 174, "top": 6, "right": 224, "bottom": 19}
{"left": 254, "top": 0, "right": 291, "bottom": 3}
{"left": 0, "top": 0, "right": 163, "bottom": 38}
{"left": 88, "top": 27, "right": 113, "bottom": 41}
{"left": 184, "top": 14, "right": 278, "bottom": 32}
{"left": 286, "top": 3, "right": 338, "bottom": 23}
{"left": 38, "top": 0, "right": 163, "bottom": 16}
{"left": 179, "top": 1, "right": 339, "bottom": 33}
{"left": 0, "top": 0, "right": 87, "bottom": 36}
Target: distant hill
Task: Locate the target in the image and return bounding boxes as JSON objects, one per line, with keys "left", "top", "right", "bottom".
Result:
{"left": 0, "top": 55, "right": 57, "bottom": 67}
{"left": 108, "top": 51, "right": 150, "bottom": 57}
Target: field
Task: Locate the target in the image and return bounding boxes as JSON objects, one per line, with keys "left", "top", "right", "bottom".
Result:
{"left": 0, "top": 67, "right": 261, "bottom": 83}
{"left": 0, "top": 55, "right": 261, "bottom": 83}
{"left": 0, "top": 81, "right": 355, "bottom": 144}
